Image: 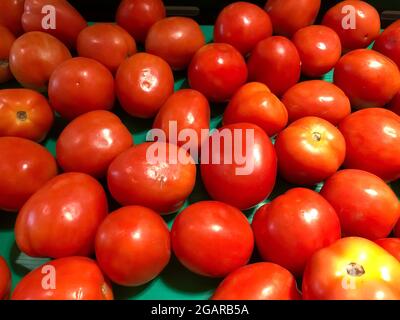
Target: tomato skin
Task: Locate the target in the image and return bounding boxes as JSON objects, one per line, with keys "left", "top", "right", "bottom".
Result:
{"left": 375, "top": 238, "right": 400, "bottom": 262}
{"left": 0, "top": 257, "right": 11, "bottom": 300}
{"left": 0, "top": 0, "right": 24, "bottom": 36}
{"left": 374, "top": 23, "right": 400, "bottom": 70}
{"left": 95, "top": 206, "right": 171, "bottom": 286}
{"left": 11, "top": 257, "right": 113, "bottom": 300}
{"left": 15, "top": 172, "right": 108, "bottom": 258}
{"left": 146, "top": 17, "right": 205, "bottom": 70}
{"left": 247, "top": 36, "right": 300, "bottom": 97}
{"left": 188, "top": 43, "right": 248, "bottom": 102}
{"left": 0, "top": 26, "right": 16, "bottom": 84}
{"left": 302, "top": 237, "right": 400, "bottom": 300}
{"left": 171, "top": 201, "right": 254, "bottom": 277}
{"left": 56, "top": 110, "right": 133, "bottom": 178}
{"left": 223, "top": 82, "right": 288, "bottom": 137}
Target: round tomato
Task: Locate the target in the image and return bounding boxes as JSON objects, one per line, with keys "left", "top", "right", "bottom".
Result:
{"left": 375, "top": 238, "right": 400, "bottom": 261}
{"left": 0, "top": 257, "right": 11, "bottom": 300}
{"left": 0, "top": 0, "right": 24, "bottom": 35}
{"left": 389, "top": 91, "right": 400, "bottom": 116}
{"left": 0, "top": 26, "right": 16, "bottom": 84}
{"left": 374, "top": 22, "right": 400, "bottom": 69}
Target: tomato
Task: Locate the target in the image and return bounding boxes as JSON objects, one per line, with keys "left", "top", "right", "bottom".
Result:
{"left": 15, "top": 172, "right": 108, "bottom": 258}
{"left": 171, "top": 201, "right": 253, "bottom": 277}
{"left": 334, "top": 49, "right": 400, "bottom": 108}
{"left": 252, "top": 188, "right": 341, "bottom": 276}
{"left": 0, "top": 26, "right": 16, "bottom": 84}
{"left": 264, "top": 0, "right": 320, "bottom": 37}
{"left": 201, "top": 123, "right": 277, "bottom": 210}
{"left": 146, "top": 17, "right": 205, "bottom": 70}
{"left": 0, "top": 89, "right": 53, "bottom": 142}
{"left": 275, "top": 116, "right": 346, "bottom": 185}
{"left": 214, "top": 2, "right": 273, "bottom": 55}
{"left": 211, "top": 262, "right": 300, "bottom": 300}
{"left": 375, "top": 238, "right": 400, "bottom": 261}
{"left": 223, "top": 82, "right": 288, "bottom": 137}
{"left": 0, "top": 257, "right": 11, "bottom": 300}
{"left": 57, "top": 110, "right": 133, "bottom": 178}
{"left": 9, "top": 31, "right": 71, "bottom": 91}
{"left": 115, "top": 53, "right": 174, "bottom": 118}
{"left": 0, "top": 0, "right": 24, "bottom": 36}
{"left": 11, "top": 257, "right": 113, "bottom": 300}
{"left": 320, "top": 169, "right": 400, "bottom": 240}
{"left": 322, "top": 0, "right": 380, "bottom": 52}
{"left": 339, "top": 108, "right": 400, "bottom": 182}
{"left": 48, "top": 57, "right": 115, "bottom": 120}
{"left": 0, "top": 137, "right": 57, "bottom": 212}
{"left": 116, "top": 0, "right": 166, "bottom": 43}
{"left": 374, "top": 21, "right": 400, "bottom": 69}
{"left": 282, "top": 80, "right": 351, "bottom": 126}
{"left": 77, "top": 23, "right": 136, "bottom": 73}
{"left": 302, "top": 237, "right": 400, "bottom": 300}
{"left": 188, "top": 43, "right": 248, "bottom": 102}
{"left": 390, "top": 90, "right": 400, "bottom": 116}
{"left": 95, "top": 206, "right": 170, "bottom": 286}
{"left": 247, "top": 36, "right": 301, "bottom": 97}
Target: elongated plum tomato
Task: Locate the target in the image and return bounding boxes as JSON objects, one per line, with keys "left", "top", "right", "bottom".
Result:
{"left": 303, "top": 237, "right": 400, "bottom": 300}
{"left": 374, "top": 20, "right": 400, "bottom": 69}
{"left": 56, "top": 110, "right": 133, "bottom": 178}
{"left": 15, "top": 172, "right": 108, "bottom": 258}
{"left": 171, "top": 201, "right": 253, "bottom": 277}
{"left": 0, "top": 0, "right": 24, "bottom": 36}
{"left": 0, "top": 26, "right": 16, "bottom": 84}
{"left": 0, "top": 137, "right": 57, "bottom": 212}
{"left": 0, "top": 257, "right": 11, "bottom": 300}
{"left": 200, "top": 123, "right": 277, "bottom": 210}
{"left": 375, "top": 238, "right": 400, "bottom": 261}
{"left": 11, "top": 257, "right": 113, "bottom": 300}
{"left": 212, "top": 262, "right": 300, "bottom": 300}
{"left": 252, "top": 188, "right": 341, "bottom": 276}
{"left": 95, "top": 206, "right": 171, "bottom": 286}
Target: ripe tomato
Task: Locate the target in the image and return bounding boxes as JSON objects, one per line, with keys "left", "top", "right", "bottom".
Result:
{"left": 0, "top": 0, "right": 24, "bottom": 35}
{"left": 115, "top": 53, "right": 174, "bottom": 118}
{"left": 322, "top": 0, "right": 380, "bottom": 51}
{"left": 0, "top": 257, "right": 11, "bottom": 300}
{"left": 389, "top": 90, "right": 400, "bottom": 116}
{"left": 223, "top": 82, "right": 288, "bottom": 137}
{"left": 282, "top": 80, "right": 351, "bottom": 126}
{"left": 171, "top": 201, "right": 253, "bottom": 277}
{"left": 9, "top": 31, "right": 71, "bottom": 91}
{"left": 201, "top": 123, "right": 277, "bottom": 210}
{"left": 302, "top": 237, "right": 400, "bottom": 300}
{"left": 0, "top": 89, "right": 53, "bottom": 142}
{"left": 275, "top": 116, "right": 346, "bottom": 185}
{"left": 57, "top": 110, "right": 133, "bottom": 178}
{"left": 188, "top": 43, "right": 248, "bottom": 102}
{"left": 374, "top": 21, "right": 400, "bottom": 69}
{"left": 95, "top": 206, "right": 170, "bottom": 286}
{"left": 77, "top": 23, "right": 137, "bottom": 73}
{"left": 214, "top": 2, "right": 273, "bottom": 55}
{"left": 11, "top": 257, "right": 113, "bottom": 300}
{"left": 0, "top": 26, "right": 16, "bottom": 84}
{"left": 334, "top": 49, "right": 400, "bottom": 108}
{"left": 339, "top": 108, "right": 400, "bottom": 182}
{"left": 146, "top": 17, "right": 205, "bottom": 70}
{"left": 116, "top": 0, "right": 166, "bottom": 43}
{"left": 252, "top": 188, "right": 341, "bottom": 276}
{"left": 15, "top": 172, "right": 108, "bottom": 258}
{"left": 211, "top": 262, "right": 300, "bottom": 300}
{"left": 375, "top": 238, "right": 400, "bottom": 261}
{"left": 0, "top": 137, "right": 57, "bottom": 212}
{"left": 247, "top": 36, "right": 300, "bottom": 97}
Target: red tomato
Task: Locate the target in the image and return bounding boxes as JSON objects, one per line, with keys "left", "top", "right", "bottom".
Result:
{"left": 116, "top": 0, "right": 166, "bottom": 43}
{"left": 282, "top": 80, "right": 351, "bottom": 126}
{"left": 56, "top": 110, "right": 133, "bottom": 178}
{"left": 334, "top": 49, "right": 400, "bottom": 108}
{"left": 389, "top": 91, "right": 400, "bottom": 116}
{"left": 320, "top": 169, "right": 400, "bottom": 240}
{"left": 188, "top": 43, "right": 248, "bottom": 102}
{"left": 171, "top": 201, "right": 254, "bottom": 277}
{"left": 322, "top": 0, "right": 380, "bottom": 52}
{"left": 252, "top": 188, "right": 341, "bottom": 276}
{"left": 374, "top": 21, "right": 400, "bottom": 69}
{"left": 48, "top": 57, "right": 115, "bottom": 120}
{"left": 247, "top": 36, "right": 301, "bottom": 97}
{"left": 302, "top": 237, "right": 400, "bottom": 300}
{"left": 15, "top": 172, "right": 108, "bottom": 258}
{"left": 0, "top": 0, "right": 24, "bottom": 35}
{"left": 9, "top": 31, "right": 71, "bottom": 91}
{"left": 395, "top": 221, "right": 400, "bottom": 238}
{"left": 0, "top": 26, "right": 16, "bottom": 83}
{"left": 77, "top": 23, "right": 137, "bottom": 73}
{"left": 0, "top": 257, "right": 11, "bottom": 300}
{"left": 0, "top": 89, "right": 53, "bottom": 142}
{"left": 275, "top": 116, "right": 346, "bottom": 185}
{"left": 201, "top": 123, "right": 277, "bottom": 210}
{"left": 214, "top": 2, "right": 273, "bottom": 55}
{"left": 339, "top": 108, "right": 400, "bottom": 182}
{"left": 375, "top": 238, "right": 400, "bottom": 261}
{"left": 11, "top": 257, "right": 113, "bottom": 300}
{"left": 223, "top": 82, "right": 288, "bottom": 137}
{"left": 211, "top": 262, "right": 300, "bottom": 300}
{"left": 115, "top": 53, "right": 174, "bottom": 118}
{"left": 0, "top": 137, "right": 57, "bottom": 212}
{"left": 95, "top": 206, "right": 170, "bottom": 286}
{"left": 146, "top": 17, "right": 205, "bottom": 70}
